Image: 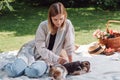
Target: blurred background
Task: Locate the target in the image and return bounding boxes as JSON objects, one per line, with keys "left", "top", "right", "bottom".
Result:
{"left": 0, "top": 0, "right": 120, "bottom": 52}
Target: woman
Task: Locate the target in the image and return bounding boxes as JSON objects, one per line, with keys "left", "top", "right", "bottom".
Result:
{"left": 3, "top": 2, "right": 75, "bottom": 78}
{"left": 34, "top": 2, "right": 75, "bottom": 65}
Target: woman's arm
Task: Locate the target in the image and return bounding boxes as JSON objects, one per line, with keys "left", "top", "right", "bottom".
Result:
{"left": 64, "top": 20, "right": 75, "bottom": 62}
{"left": 35, "top": 21, "right": 60, "bottom": 64}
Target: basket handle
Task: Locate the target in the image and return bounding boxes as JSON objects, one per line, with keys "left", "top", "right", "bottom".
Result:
{"left": 106, "top": 20, "right": 120, "bottom": 33}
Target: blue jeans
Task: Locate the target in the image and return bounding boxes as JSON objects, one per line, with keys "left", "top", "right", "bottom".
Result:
{"left": 4, "top": 58, "right": 27, "bottom": 77}
{"left": 25, "top": 60, "right": 48, "bottom": 78}
{"left": 4, "top": 58, "right": 48, "bottom": 78}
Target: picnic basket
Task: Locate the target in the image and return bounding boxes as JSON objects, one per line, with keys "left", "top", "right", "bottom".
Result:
{"left": 99, "top": 20, "right": 120, "bottom": 50}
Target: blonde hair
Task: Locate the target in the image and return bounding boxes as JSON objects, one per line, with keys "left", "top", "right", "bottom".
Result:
{"left": 48, "top": 2, "right": 67, "bottom": 34}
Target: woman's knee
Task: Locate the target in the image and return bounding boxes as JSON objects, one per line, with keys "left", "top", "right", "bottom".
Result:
{"left": 25, "top": 60, "right": 48, "bottom": 78}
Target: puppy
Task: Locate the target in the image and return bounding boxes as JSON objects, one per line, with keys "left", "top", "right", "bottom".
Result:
{"left": 49, "top": 61, "right": 90, "bottom": 80}
{"left": 49, "top": 65, "right": 68, "bottom": 80}
{"left": 63, "top": 61, "right": 90, "bottom": 75}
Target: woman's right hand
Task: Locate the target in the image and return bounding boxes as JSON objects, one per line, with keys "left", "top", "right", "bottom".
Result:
{"left": 57, "top": 57, "right": 67, "bottom": 65}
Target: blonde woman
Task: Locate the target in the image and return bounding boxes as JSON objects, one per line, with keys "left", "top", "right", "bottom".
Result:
{"left": 35, "top": 2, "right": 75, "bottom": 65}
{"left": 3, "top": 2, "right": 75, "bottom": 78}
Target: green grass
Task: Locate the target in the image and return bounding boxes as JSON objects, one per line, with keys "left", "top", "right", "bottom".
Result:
{"left": 1, "top": 3, "right": 120, "bottom": 52}
{"left": 0, "top": 32, "right": 34, "bottom": 51}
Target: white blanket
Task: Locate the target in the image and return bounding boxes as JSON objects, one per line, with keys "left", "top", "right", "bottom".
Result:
{"left": 1, "top": 44, "right": 120, "bottom": 80}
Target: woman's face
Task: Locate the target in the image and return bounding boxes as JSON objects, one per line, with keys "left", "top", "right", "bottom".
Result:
{"left": 51, "top": 14, "right": 65, "bottom": 28}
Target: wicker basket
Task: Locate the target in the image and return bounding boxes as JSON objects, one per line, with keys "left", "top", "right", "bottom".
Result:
{"left": 99, "top": 20, "right": 120, "bottom": 50}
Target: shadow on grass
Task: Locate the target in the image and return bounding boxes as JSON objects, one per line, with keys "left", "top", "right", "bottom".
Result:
{"left": 0, "top": 4, "right": 120, "bottom": 36}
{"left": 0, "top": 3, "right": 48, "bottom": 36}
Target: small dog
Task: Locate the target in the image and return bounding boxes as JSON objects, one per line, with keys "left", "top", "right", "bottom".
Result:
{"left": 49, "top": 61, "right": 90, "bottom": 80}
{"left": 49, "top": 65, "right": 68, "bottom": 80}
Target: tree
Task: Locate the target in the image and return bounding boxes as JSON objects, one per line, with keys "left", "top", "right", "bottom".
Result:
{"left": 0, "top": 0, "right": 14, "bottom": 14}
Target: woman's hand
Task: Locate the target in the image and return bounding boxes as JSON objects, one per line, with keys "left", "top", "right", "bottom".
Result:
{"left": 57, "top": 57, "right": 67, "bottom": 65}
{"left": 68, "top": 55, "right": 72, "bottom": 62}
{"left": 60, "top": 49, "right": 73, "bottom": 63}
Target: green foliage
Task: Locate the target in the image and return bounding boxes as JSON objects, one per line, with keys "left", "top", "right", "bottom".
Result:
{"left": 0, "top": 0, "right": 14, "bottom": 12}
{"left": 19, "top": 0, "right": 120, "bottom": 10}
{"left": 92, "top": 0, "right": 119, "bottom": 10}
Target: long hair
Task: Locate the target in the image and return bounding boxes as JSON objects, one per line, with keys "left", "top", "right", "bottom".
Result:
{"left": 48, "top": 2, "right": 67, "bottom": 34}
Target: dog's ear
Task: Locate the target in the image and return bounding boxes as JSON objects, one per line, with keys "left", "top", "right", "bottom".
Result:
{"left": 83, "top": 61, "right": 90, "bottom": 66}
{"left": 49, "top": 65, "right": 56, "bottom": 72}
{"left": 81, "top": 61, "right": 90, "bottom": 72}
{"left": 81, "top": 61, "right": 90, "bottom": 66}
{"left": 49, "top": 65, "right": 55, "bottom": 77}
{"left": 53, "top": 70, "right": 61, "bottom": 79}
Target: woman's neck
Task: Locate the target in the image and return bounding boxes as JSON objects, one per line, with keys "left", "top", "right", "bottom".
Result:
{"left": 51, "top": 26, "right": 58, "bottom": 35}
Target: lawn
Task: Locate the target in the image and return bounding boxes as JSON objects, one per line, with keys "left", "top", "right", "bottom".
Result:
{"left": 1, "top": 3, "right": 120, "bottom": 52}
